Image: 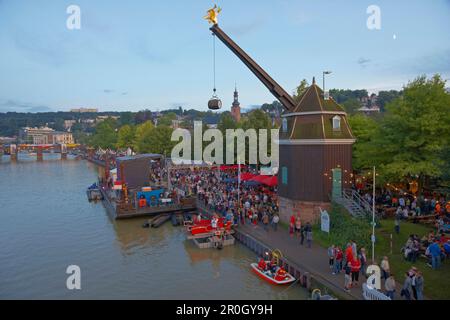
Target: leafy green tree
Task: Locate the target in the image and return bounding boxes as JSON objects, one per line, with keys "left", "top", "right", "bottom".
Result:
{"left": 138, "top": 125, "right": 175, "bottom": 156}
{"left": 355, "top": 75, "right": 450, "bottom": 190}
{"left": 342, "top": 98, "right": 362, "bottom": 115}
{"left": 116, "top": 124, "right": 135, "bottom": 149}
{"left": 377, "top": 90, "right": 402, "bottom": 111}
{"left": 134, "top": 121, "right": 154, "bottom": 152}
{"left": 158, "top": 112, "right": 177, "bottom": 126}
{"left": 89, "top": 121, "right": 117, "bottom": 149}
{"left": 292, "top": 79, "right": 309, "bottom": 104}
{"left": 348, "top": 114, "right": 379, "bottom": 170}
{"left": 119, "top": 112, "right": 135, "bottom": 126}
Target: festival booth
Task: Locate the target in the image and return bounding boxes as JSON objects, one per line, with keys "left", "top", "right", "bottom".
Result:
{"left": 116, "top": 153, "right": 164, "bottom": 189}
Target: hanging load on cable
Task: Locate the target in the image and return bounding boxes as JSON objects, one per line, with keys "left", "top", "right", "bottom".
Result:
{"left": 203, "top": 5, "right": 296, "bottom": 113}
{"left": 205, "top": 5, "right": 222, "bottom": 110}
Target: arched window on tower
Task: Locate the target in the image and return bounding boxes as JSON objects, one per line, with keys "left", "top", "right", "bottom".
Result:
{"left": 332, "top": 115, "right": 341, "bottom": 131}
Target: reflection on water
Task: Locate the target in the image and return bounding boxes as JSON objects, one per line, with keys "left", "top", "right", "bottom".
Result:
{"left": 0, "top": 157, "right": 308, "bottom": 299}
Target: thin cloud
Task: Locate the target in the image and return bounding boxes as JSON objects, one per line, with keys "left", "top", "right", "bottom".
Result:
{"left": 0, "top": 99, "right": 53, "bottom": 113}
{"left": 357, "top": 57, "right": 372, "bottom": 68}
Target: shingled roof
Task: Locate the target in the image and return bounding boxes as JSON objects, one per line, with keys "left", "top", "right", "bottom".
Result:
{"left": 280, "top": 79, "right": 355, "bottom": 141}
{"left": 292, "top": 79, "right": 345, "bottom": 113}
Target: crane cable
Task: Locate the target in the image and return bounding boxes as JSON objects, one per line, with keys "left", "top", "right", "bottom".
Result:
{"left": 213, "top": 33, "right": 216, "bottom": 96}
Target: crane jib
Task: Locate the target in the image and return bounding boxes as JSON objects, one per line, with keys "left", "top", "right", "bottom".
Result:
{"left": 210, "top": 24, "right": 296, "bottom": 112}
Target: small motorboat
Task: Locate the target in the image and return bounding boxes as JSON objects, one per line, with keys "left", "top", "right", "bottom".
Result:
{"left": 86, "top": 183, "right": 103, "bottom": 201}
{"left": 250, "top": 260, "right": 296, "bottom": 285}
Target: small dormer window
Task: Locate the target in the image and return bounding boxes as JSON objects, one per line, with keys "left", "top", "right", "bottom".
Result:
{"left": 332, "top": 115, "right": 341, "bottom": 131}
{"left": 282, "top": 118, "right": 288, "bottom": 133}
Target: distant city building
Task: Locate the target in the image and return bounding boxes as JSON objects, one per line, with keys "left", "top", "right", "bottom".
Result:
{"left": 19, "top": 127, "right": 73, "bottom": 144}
{"left": 230, "top": 85, "right": 241, "bottom": 122}
{"left": 64, "top": 120, "right": 77, "bottom": 130}
{"left": 357, "top": 93, "right": 380, "bottom": 114}
{"left": 96, "top": 115, "right": 120, "bottom": 123}
{"left": 0, "top": 136, "right": 17, "bottom": 144}
{"left": 70, "top": 108, "right": 98, "bottom": 113}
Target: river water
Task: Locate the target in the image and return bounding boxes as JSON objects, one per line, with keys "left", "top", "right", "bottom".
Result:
{"left": 0, "top": 154, "right": 308, "bottom": 299}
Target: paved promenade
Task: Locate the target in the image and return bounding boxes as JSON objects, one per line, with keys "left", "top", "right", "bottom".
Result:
{"left": 237, "top": 222, "right": 364, "bottom": 299}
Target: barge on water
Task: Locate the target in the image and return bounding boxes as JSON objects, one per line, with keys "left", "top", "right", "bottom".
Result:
{"left": 93, "top": 153, "right": 197, "bottom": 219}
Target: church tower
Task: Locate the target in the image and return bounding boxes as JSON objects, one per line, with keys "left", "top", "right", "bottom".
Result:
{"left": 231, "top": 85, "right": 241, "bottom": 122}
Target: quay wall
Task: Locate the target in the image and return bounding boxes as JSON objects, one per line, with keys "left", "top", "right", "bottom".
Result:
{"left": 197, "top": 200, "right": 351, "bottom": 300}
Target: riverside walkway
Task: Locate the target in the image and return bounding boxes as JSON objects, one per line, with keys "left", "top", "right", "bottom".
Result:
{"left": 198, "top": 203, "right": 407, "bottom": 300}
{"left": 237, "top": 222, "right": 364, "bottom": 300}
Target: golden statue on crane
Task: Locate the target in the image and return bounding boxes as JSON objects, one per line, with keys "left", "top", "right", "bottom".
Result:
{"left": 204, "top": 5, "right": 221, "bottom": 25}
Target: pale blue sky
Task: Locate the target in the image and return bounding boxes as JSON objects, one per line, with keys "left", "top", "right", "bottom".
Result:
{"left": 0, "top": 0, "right": 449, "bottom": 112}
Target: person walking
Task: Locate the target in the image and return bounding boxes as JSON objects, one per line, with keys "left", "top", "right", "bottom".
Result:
{"left": 415, "top": 271, "right": 424, "bottom": 300}
{"left": 295, "top": 217, "right": 302, "bottom": 238}
{"left": 350, "top": 255, "right": 361, "bottom": 287}
{"left": 289, "top": 214, "right": 295, "bottom": 237}
{"left": 300, "top": 225, "right": 305, "bottom": 245}
{"left": 401, "top": 272, "right": 413, "bottom": 300}
{"left": 327, "top": 245, "right": 335, "bottom": 269}
{"left": 332, "top": 246, "right": 343, "bottom": 275}
{"left": 380, "top": 256, "right": 390, "bottom": 281}
{"left": 429, "top": 239, "right": 442, "bottom": 269}
{"left": 306, "top": 229, "right": 313, "bottom": 248}
{"left": 385, "top": 274, "right": 396, "bottom": 300}
{"left": 358, "top": 248, "right": 367, "bottom": 278}
{"left": 271, "top": 214, "right": 279, "bottom": 231}
{"left": 262, "top": 213, "right": 269, "bottom": 232}
{"left": 344, "top": 261, "right": 352, "bottom": 292}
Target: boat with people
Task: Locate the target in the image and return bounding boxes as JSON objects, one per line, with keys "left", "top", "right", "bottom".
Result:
{"left": 250, "top": 258, "right": 296, "bottom": 285}
{"left": 186, "top": 214, "right": 233, "bottom": 236}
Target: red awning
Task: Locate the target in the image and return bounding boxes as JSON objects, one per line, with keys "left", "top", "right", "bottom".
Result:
{"left": 220, "top": 164, "right": 248, "bottom": 171}
{"left": 239, "top": 172, "right": 256, "bottom": 181}
{"left": 249, "top": 175, "right": 278, "bottom": 186}
{"left": 261, "top": 175, "right": 278, "bottom": 187}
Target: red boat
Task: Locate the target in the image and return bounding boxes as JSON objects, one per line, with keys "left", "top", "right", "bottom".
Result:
{"left": 188, "top": 216, "right": 232, "bottom": 236}
{"left": 250, "top": 260, "right": 296, "bottom": 285}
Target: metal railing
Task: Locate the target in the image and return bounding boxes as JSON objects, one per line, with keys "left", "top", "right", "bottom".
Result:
{"left": 362, "top": 283, "right": 391, "bottom": 300}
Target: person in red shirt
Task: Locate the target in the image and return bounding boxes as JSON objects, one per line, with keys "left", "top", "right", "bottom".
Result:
{"left": 345, "top": 243, "right": 354, "bottom": 264}
{"left": 258, "top": 258, "right": 267, "bottom": 271}
{"left": 289, "top": 214, "right": 295, "bottom": 237}
{"left": 350, "top": 256, "right": 361, "bottom": 287}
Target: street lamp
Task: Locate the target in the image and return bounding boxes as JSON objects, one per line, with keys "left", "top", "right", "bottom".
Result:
{"left": 323, "top": 71, "right": 332, "bottom": 99}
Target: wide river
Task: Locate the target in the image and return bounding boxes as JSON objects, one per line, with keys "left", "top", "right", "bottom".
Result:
{"left": 0, "top": 154, "right": 308, "bottom": 299}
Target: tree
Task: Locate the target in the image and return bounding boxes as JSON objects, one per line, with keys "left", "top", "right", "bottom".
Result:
{"left": 119, "top": 112, "right": 134, "bottom": 126}
{"left": 138, "top": 125, "right": 175, "bottom": 156}
{"left": 292, "top": 79, "right": 309, "bottom": 104}
{"left": 377, "top": 90, "right": 402, "bottom": 111}
{"left": 89, "top": 121, "right": 117, "bottom": 149}
{"left": 355, "top": 74, "right": 450, "bottom": 190}
{"left": 348, "top": 114, "right": 379, "bottom": 170}
{"left": 158, "top": 112, "right": 177, "bottom": 127}
{"left": 116, "top": 124, "right": 135, "bottom": 149}
{"left": 134, "top": 121, "right": 154, "bottom": 152}
{"left": 342, "top": 98, "right": 362, "bottom": 115}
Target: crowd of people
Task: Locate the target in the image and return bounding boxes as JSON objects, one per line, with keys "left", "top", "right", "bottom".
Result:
{"left": 169, "top": 166, "right": 280, "bottom": 229}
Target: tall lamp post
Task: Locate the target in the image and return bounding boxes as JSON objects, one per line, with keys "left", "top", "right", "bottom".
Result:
{"left": 323, "top": 71, "right": 332, "bottom": 97}
{"left": 371, "top": 166, "right": 376, "bottom": 263}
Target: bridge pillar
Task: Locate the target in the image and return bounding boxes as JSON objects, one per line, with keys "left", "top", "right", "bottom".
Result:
{"left": 37, "top": 147, "right": 43, "bottom": 161}
{"left": 60, "top": 143, "right": 67, "bottom": 160}
{"left": 10, "top": 144, "right": 17, "bottom": 161}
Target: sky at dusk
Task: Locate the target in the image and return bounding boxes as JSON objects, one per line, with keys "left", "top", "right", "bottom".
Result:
{"left": 0, "top": 0, "right": 449, "bottom": 112}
